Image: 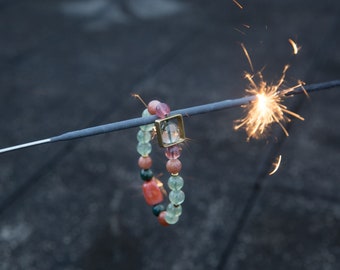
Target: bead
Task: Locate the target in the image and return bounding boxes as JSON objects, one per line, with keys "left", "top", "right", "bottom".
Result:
{"left": 161, "top": 122, "right": 180, "bottom": 144}
{"left": 137, "top": 142, "right": 152, "bottom": 156}
{"left": 168, "top": 175, "right": 184, "bottom": 190}
{"left": 140, "top": 109, "right": 154, "bottom": 131}
{"left": 152, "top": 204, "right": 165, "bottom": 216}
{"left": 166, "top": 203, "right": 182, "bottom": 216}
{"left": 155, "top": 103, "right": 170, "bottom": 118}
{"left": 140, "top": 123, "right": 155, "bottom": 132}
{"left": 142, "top": 179, "right": 164, "bottom": 206}
{"left": 165, "top": 145, "right": 182, "bottom": 159}
{"left": 148, "top": 100, "right": 160, "bottom": 115}
{"left": 137, "top": 130, "right": 151, "bottom": 143}
{"left": 140, "top": 169, "right": 153, "bottom": 181}
{"left": 142, "top": 108, "right": 151, "bottom": 117}
{"left": 138, "top": 156, "right": 152, "bottom": 169}
{"left": 158, "top": 211, "right": 169, "bottom": 226}
{"left": 164, "top": 211, "right": 179, "bottom": 224}
{"left": 166, "top": 159, "right": 182, "bottom": 174}
{"left": 169, "top": 190, "right": 185, "bottom": 205}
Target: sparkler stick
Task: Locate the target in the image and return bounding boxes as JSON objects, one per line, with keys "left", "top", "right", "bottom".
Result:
{"left": 0, "top": 80, "right": 339, "bottom": 154}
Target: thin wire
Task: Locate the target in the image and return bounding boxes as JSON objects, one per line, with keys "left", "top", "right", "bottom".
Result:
{"left": 1, "top": 80, "right": 339, "bottom": 154}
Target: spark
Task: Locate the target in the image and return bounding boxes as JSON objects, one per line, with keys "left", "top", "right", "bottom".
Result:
{"left": 131, "top": 93, "right": 147, "bottom": 108}
{"left": 233, "top": 0, "right": 243, "bottom": 9}
{"left": 288, "top": 38, "right": 301, "bottom": 55}
{"left": 234, "top": 28, "right": 246, "bottom": 35}
{"left": 155, "top": 177, "right": 167, "bottom": 196}
{"left": 269, "top": 155, "right": 282, "bottom": 175}
{"left": 234, "top": 65, "right": 305, "bottom": 140}
{"left": 240, "top": 43, "right": 254, "bottom": 72}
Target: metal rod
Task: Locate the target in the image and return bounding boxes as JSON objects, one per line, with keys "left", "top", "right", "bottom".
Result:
{"left": 1, "top": 80, "right": 339, "bottom": 154}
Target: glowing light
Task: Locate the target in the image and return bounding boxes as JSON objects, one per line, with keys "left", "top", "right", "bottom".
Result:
{"left": 269, "top": 155, "right": 282, "bottom": 175}
{"left": 288, "top": 38, "right": 301, "bottom": 55}
{"left": 234, "top": 65, "right": 305, "bottom": 140}
{"left": 233, "top": 0, "right": 243, "bottom": 9}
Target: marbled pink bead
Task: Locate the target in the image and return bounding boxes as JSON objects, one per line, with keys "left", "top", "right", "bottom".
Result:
{"left": 165, "top": 145, "right": 182, "bottom": 159}
{"left": 155, "top": 103, "right": 170, "bottom": 118}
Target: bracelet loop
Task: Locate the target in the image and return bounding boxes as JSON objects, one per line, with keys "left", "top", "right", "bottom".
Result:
{"left": 137, "top": 100, "right": 186, "bottom": 226}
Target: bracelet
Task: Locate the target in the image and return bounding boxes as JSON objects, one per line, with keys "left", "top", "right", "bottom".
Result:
{"left": 136, "top": 100, "right": 186, "bottom": 226}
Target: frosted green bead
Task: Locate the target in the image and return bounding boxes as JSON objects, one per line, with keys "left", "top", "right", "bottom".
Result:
{"left": 140, "top": 109, "right": 155, "bottom": 131}
{"left": 164, "top": 211, "right": 179, "bottom": 224}
{"left": 142, "top": 108, "right": 151, "bottom": 117}
{"left": 167, "top": 203, "right": 182, "bottom": 216}
{"left": 140, "top": 123, "right": 154, "bottom": 132}
{"left": 168, "top": 175, "right": 184, "bottom": 190}
{"left": 137, "top": 130, "right": 151, "bottom": 143}
{"left": 137, "top": 142, "right": 152, "bottom": 156}
{"left": 169, "top": 190, "right": 185, "bottom": 205}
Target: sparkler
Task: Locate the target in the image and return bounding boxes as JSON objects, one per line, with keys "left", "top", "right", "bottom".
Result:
{"left": 234, "top": 65, "right": 305, "bottom": 140}
{"left": 234, "top": 43, "right": 305, "bottom": 140}
{"left": 0, "top": 80, "right": 339, "bottom": 154}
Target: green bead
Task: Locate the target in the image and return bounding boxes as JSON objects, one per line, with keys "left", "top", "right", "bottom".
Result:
{"left": 140, "top": 169, "right": 153, "bottom": 181}
{"left": 137, "top": 142, "right": 152, "bottom": 156}
{"left": 164, "top": 211, "right": 179, "bottom": 224}
{"left": 140, "top": 109, "right": 154, "bottom": 131}
{"left": 137, "top": 130, "right": 151, "bottom": 143}
{"left": 169, "top": 190, "right": 185, "bottom": 205}
{"left": 168, "top": 175, "right": 184, "bottom": 190}
{"left": 152, "top": 204, "right": 165, "bottom": 216}
{"left": 140, "top": 123, "right": 154, "bottom": 132}
{"left": 142, "top": 108, "right": 151, "bottom": 117}
{"left": 166, "top": 203, "right": 182, "bottom": 216}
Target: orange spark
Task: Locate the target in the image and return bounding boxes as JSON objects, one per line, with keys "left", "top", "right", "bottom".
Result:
{"left": 234, "top": 66, "right": 305, "bottom": 140}
{"left": 240, "top": 43, "right": 254, "bottom": 72}
{"left": 269, "top": 155, "right": 282, "bottom": 175}
{"left": 233, "top": 0, "right": 243, "bottom": 9}
{"left": 288, "top": 38, "right": 301, "bottom": 55}
{"left": 131, "top": 93, "right": 147, "bottom": 108}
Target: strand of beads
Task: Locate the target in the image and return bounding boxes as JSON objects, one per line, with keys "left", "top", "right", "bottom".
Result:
{"left": 137, "top": 107, "right": 167, "bottom": 226}
{"left": 149, "top": 100, "right": 185, "bottom": 225}
{"left": 164, "top": 145, "right": 184, "bottom": 224}
{"left": 137, "top": 100, "right": 185, "bottom": 226}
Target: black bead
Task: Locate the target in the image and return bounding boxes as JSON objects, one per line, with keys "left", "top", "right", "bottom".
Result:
{"left": 152, "top": 204, "right": 165, "bottom": 216}
{"left": 140, "top": 169, "right": 153, "bottom": 181}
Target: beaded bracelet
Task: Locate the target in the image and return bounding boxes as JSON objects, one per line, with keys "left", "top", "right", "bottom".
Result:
{"left": 136, "top": 100, "right": 186, "bottom": 226}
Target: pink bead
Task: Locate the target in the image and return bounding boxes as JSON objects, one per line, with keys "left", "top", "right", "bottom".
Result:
{"left": 166, "top": 159, "right": 182, "bottom": 174}
{"left": 155, "top": 103, "right": 170, "bottom": 118}
{"left": 165, "top": 145, "right": 182, "bottom": 159}
{"left": 147, "top": 100, "right": 160, "bottom": 115}
{"left": 138, "top": 156, "right": 152, "bottom": 169}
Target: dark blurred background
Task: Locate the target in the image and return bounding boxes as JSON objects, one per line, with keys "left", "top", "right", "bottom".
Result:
{"left": 0, "top": 0, "right": 339, "bottom": 269}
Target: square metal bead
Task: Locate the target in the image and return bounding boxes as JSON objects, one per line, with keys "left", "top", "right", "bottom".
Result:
{"left": 155, "top": 114, "right": 186, "bottom": 148}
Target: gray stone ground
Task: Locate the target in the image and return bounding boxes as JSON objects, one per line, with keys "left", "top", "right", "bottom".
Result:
{"left": 0, "top": 0, "right": 339, "bottom": 269}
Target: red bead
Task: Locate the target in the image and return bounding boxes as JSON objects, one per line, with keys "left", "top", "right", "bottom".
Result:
{"left": 147, "top": 100, "right": 160, "bottom": 115}
{"left": 155, "top": 103, "right": 170, "bottom": 118}
{"left": 166, "top": 159, "right": 182, "bottom": 174}
{"left": 158, "top": 211, "right": 169, "bottom": 226}
{"left": 138, "top": 156, "right": 152, "bottom": 169}
{"left": 142, "top": 179, "right": 164, "bottom": 206}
